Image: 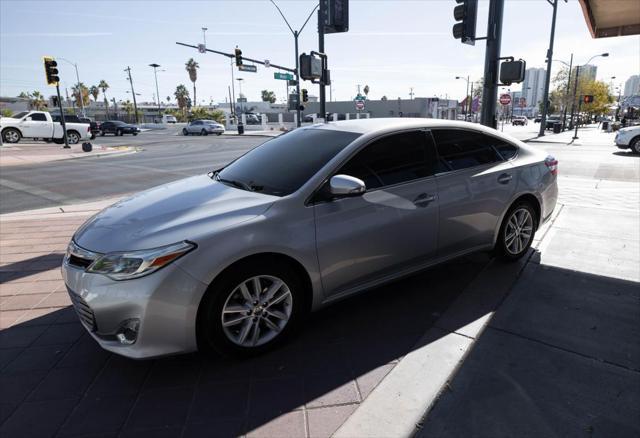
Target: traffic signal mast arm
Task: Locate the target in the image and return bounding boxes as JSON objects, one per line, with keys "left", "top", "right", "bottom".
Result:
{"left": 175, "top": 42, "right": 296, "bottom": 74}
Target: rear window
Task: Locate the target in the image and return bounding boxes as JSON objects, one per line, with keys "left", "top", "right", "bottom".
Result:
{"left": 218, "top": 128, "right": 361, "bottom": 196}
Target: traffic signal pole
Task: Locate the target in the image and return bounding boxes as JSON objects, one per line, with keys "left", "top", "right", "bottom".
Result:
{"left": 294, "top": 31, "right": 301, "bottom": 127}
{"left": 480, "top": 0, "right": 504, "bottom": 129}
{"left": 55, "top": 84, "right": 70, "bottom": 148}
{"left": 318, "top": 10, "right": 326, "bottom": 122}
{"left": 538, "top": 0, "right": 559, "bottom": 137}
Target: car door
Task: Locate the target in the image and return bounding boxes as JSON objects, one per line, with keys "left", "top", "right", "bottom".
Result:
{"left": 20, "top": 113, "right": 51, "bottom": 138}
{"left": 431, "top": 129, "right": 517, "bottom": 258}
{"left": 188, "top": 121, "right": 201, "bottom": 133}
{"left": 314, "top": 129, "right": 440, "bottom": 297}
{"left": 102, "top": 122, "right": 113, "bottom": 134}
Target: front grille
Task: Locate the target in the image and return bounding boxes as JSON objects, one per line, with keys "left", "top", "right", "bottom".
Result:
{"left": 68, "top": 289, "right": 97, "bottom": 331}
{"left": 68, "top": 254, "right": 93, "bottom": 269}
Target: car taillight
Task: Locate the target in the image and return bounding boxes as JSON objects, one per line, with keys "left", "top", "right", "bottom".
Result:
{"left": 545, "top": 155, "right": 558, "bottom": 175}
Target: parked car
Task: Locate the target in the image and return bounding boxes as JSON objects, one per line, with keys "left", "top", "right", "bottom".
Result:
{"left": 0, "top": 111, "right": 91, "bottom": 144}
{"left": 534, "top": 116, "right": 542, "bottom": 123}
{"left": 100, "top": 121, "right": 139, "bottom": 136}
{"left": 162, "top": 114, "right": 177, "bottom": 124}
{"left": 614, "top": 125, "right": 640, "bottom": 153}
{"left": 512, "top": 116, "right": 528, "bottom": 126}
{"left": 51, "top": 114, "right": 100, "bottom": 139}
{"left": 183, "top": 120, "right": 225, "bottom": 136}
{"left": 545, "top": 117, "right": 561, "bottom": 130}
{"left": 62, "top": 119, "right": 558, "bottom": 359}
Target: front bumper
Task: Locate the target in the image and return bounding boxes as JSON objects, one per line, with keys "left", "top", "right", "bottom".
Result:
{"left": 62, "top": 254, "right": 208, "bottom": 359}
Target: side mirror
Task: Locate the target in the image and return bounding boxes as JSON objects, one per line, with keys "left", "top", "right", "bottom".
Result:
{"left": 329, "top": 174, "right": 366, "bottom": 197}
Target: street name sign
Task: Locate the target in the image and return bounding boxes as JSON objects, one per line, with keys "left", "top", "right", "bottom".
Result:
{"left": 239, "top": 65, "right": 258, "bottom": 73}
{"left": 274, "top": 72, "right": 294, "bottom": 81}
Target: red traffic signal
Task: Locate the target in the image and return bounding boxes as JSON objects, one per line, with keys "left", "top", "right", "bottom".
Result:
{"left": 583, "top": 95, "right": 594, "bottom": 104}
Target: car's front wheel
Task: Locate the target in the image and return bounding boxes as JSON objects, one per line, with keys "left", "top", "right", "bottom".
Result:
{"left": 2, "top": 128, "right": 21, "bottom": 143}
{"left": 495, "top": 202, "right": 537, "bottom": 261}
{"left": 201, "top": 129, "right": 208, "bottom": 136}
{"left": 198, "top": 260, "right": 305, "bottom": 357}
{"left": 183, "top": 128, "right": 189, "bottom": 136}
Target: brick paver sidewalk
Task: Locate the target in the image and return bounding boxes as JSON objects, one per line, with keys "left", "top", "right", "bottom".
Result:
{"left": 0, "top": 206, "right": 487, "bottom": 437}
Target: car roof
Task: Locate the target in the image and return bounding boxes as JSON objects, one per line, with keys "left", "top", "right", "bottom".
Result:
{"left": 305, "top": 117, "right": 514, "bottom": 137}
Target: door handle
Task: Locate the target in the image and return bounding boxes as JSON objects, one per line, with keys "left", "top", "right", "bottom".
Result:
{"left": 413, "top": 193, "right": 436, "bottom": 206}
{"left": 497, "top": 173, "right": 513, "bottom": 184}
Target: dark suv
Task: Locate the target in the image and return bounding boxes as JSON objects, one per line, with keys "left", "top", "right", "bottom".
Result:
{"left": 51, "top": 115, "right": 100, "bottom": 139}
{"left": 100, "top": 121, "right": 139, "bottom": 136}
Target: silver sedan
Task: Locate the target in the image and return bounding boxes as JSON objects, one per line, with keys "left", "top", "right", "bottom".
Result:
{"left": 62, "top": 119, "right": 558, "bottom": 359}
{"left": 183, "top": 119, "right": 225, "bottom": 136}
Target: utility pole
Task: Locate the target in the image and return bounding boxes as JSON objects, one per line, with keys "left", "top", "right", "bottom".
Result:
{"left": 409, "top": 87, "right": 415, "bottom": 100}
{"left": 480, "top": 0, "right": 505, "bottom": 128}
{"left": 124, "top": 66, "right": 139, "bottom": 124}
{"left": 538, "top": 0, "right": 559, "bottom": 137}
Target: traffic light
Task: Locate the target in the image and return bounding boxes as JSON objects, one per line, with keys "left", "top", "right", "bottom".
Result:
{"left": 322, "top": 0, "right": 349, "bottom": 34}
{"left": 51, "top": 95, "right": 58, "bottom": 106}
{"left": 583, "top": 95, "right": 594, "bottom": 104}
{"left": 43, "top": 56, "right": 59, "bottom": 86}
{"left": 299, "top": 53, "right": 323, "bottom": 81}
{"left": 302, "top": 89, "right": 309, "bottom": 102}
{"left": 234, "top": 47, "right": 242, "bottom": 67}
{"left": 452, "top": 0, "right": 477, "bottom": 45}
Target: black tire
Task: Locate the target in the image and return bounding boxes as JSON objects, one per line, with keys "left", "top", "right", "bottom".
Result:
{"left": 117, "top": 129, "right": 122, "bottom": 136}
{"left": 67, "top": 131, "right": 80, "bottom": 145}
{"left": 494, "top": 201, "right": 538, "bottom": 261}
{"left": 183, "top": 128, "right": 189, "bottom": 136}
{"left": 217, "top": 132, "right": 223, "bottom": 136}
{"left": 2, "top": 128, "right": 21, "bottom": 144}
{"left": 100, "top": 131, "right": 105, "bottom": 137}
{"left": 90, "top": 133, "right": 96, "bottom": 140}
{"left": 198, "top": 259, "right": 306, "bottom": 358}
{"left": 201, "top": 129, "right": 208, "bottom": 136}
{"left": 630, "top": 137, "right": 640, "bottom": 154}
{"left": 133, "top": 132, "right": 138, "bottom": 136}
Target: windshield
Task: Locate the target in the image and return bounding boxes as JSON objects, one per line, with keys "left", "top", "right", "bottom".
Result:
{"left": 217, "top": 128, "right": 361, "bottom": 196}
{"left": 10, "top": 111, "right": 29, "bottom": 119}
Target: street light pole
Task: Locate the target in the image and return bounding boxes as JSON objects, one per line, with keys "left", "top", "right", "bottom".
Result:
{"left": 202, "top": 27, "right": 208, "bottom": 47}
{"left": 236, "top": 78, "right": 244, "bottom": 114}
{"left": 59, "top": 58, "right": 85, "bottom": 117}
{"left": 570, "top": 53, "right": 609, "bottom": 139}
{"left": 124, "top": 66, "right": 139, "bottom": 125}
{"left": 149, "top": 63, "right": 161, "bottom": 112}
{"left": 538, "top": 0, "right": 560, "bottom": 137}
{"left": 562, "top": 53, "right": 573, "bottom": 130}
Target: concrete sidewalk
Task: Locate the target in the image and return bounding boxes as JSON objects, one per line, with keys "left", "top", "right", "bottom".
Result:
{"left": 0, "top": 142, "right": 136, "bottom": 167}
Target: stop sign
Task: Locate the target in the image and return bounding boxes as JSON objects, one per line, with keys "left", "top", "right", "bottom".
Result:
{"left": 499, "top": 94, "right": 512, "bottom": 105}
{"left": 355, "top": 100, "right": 365, "bottom": 110}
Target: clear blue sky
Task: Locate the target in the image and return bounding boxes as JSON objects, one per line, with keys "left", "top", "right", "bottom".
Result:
{"left": 1, "top": 0, "right": 638, "bottom": 104}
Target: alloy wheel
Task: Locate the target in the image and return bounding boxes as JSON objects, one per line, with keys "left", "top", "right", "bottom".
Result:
{"left": 504, "top": 208, "right": 533, "bottom": 255}
{"left": 221, "top": 275, "right": 293, "bottom": 347}
{"left": 4, "top": 130, "right": 19, "bottom": 143}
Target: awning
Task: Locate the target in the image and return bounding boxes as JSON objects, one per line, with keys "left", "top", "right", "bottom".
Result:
{"left": 578, "top": 0, "right": 640, "bottom": 38}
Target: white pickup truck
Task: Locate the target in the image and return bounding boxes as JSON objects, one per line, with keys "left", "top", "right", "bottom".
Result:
{"left": 0, "top": 110, "right": 91, "bottom": 145}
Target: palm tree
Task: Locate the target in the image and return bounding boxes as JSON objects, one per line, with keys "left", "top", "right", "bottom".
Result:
{"left": 174, "top": 85, "right": 190, "bottom": 113}
{"left": 30, "top": 91, "right": 46, "bottom": 110}
{"left": 99, "top": 80, "right": 110, "bottom": 117}
{"left": 185, "top": 58, "right": 199, "bottom": 108}
{"left": 89, "top": 86, "right": 100, "bottom": 102}
{"left": 71, "top": 82, "right": 90, "bottom": 108}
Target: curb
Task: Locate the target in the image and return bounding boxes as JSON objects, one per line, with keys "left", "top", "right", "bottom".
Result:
{"left": 0, "top": 196, "right": 126, "bottom": 221}
{"left": 333, "top": 207, "right": 565, "bottom": 438}
{"left": 0, "top": 146, "right": 138, "bottom": 167}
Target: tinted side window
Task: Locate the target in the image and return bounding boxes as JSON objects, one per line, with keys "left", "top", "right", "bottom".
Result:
{"left": 484, "top": 136, "right": 518, "bottom": 160}
{"left": 30, "top": 113, "right": 47, "bottom": 121}
{"left": 432, "top": 130, "right": 503, "bottom": 172}
{"left": 339, "top": 131, "right": 433, "bottom": 189}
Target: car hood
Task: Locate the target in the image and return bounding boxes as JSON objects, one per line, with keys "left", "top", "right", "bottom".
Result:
{"left": 73, "top": 174, "right": 277, "bottom": 253}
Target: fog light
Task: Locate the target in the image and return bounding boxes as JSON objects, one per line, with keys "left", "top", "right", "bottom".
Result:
{"left": 116, "top": 318, "right": 140, "bottom": 345}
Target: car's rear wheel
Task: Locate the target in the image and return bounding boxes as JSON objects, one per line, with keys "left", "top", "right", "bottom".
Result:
{"left": 183, "top": 128, "right": 189, "bottom": 136}
{"left": 631, "top": 137, "right": 640, "bottom": 154}
{"left": 117, "top": 129, "right": 122, "bottom": 136}
{"left": 201, "top": 129, "right": 208, "bottom": 136}
{"left": 198, "top": 260, "right": 305, "bottom": 357}
{"left": 67, "top": 131, "right": 80, "bottom": 144}
{"left": 133, "top": 132, "right": 138, "bottom": 136}
{"left": 495, "top": 202, "right": 537, "bottom": 261}
{"left": 100, "top": 131, "right": 105, "bottom": 136}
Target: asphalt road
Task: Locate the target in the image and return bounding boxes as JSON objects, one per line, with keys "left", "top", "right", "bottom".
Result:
{"left": 0, "top": 131, "right": 265, "bottom": 214}
{"left": 1, "top": 123, "right": 637, "bottom": 215}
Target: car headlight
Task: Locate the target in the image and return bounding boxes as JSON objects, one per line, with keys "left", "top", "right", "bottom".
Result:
{"left": 86, "top": 241, "right": 196, "bottom": 280}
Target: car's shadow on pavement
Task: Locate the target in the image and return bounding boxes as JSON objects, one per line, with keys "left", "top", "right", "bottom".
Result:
{"left": 1, "top": 252, "right": 498, "bottom": 437}
{"left": 612, "top": 151, "right": 639, "bottom": 158}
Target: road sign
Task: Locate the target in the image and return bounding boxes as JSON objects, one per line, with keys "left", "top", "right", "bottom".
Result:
{"left": 198, "top": 44, "right": 206, "bottom": 54}
{"left": 499, "top": 94, "right": 512, "bottom": 105}
{"left": 239, "top": 64, "right": 257, "bottom": 73}
{"left": 288, "top": 79, "right": 298, "bottom": 86}
{"left": 355, "top": 100, "right": 365, "bottom": 110}
{"left": 274, "top": 72, "right": 294, "bottom": 81}
{"left": 519, "top": 97, "right": 526, "bottom": 108}
{"left": 355, "top": 93, "right": 365, "bottom": 101}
